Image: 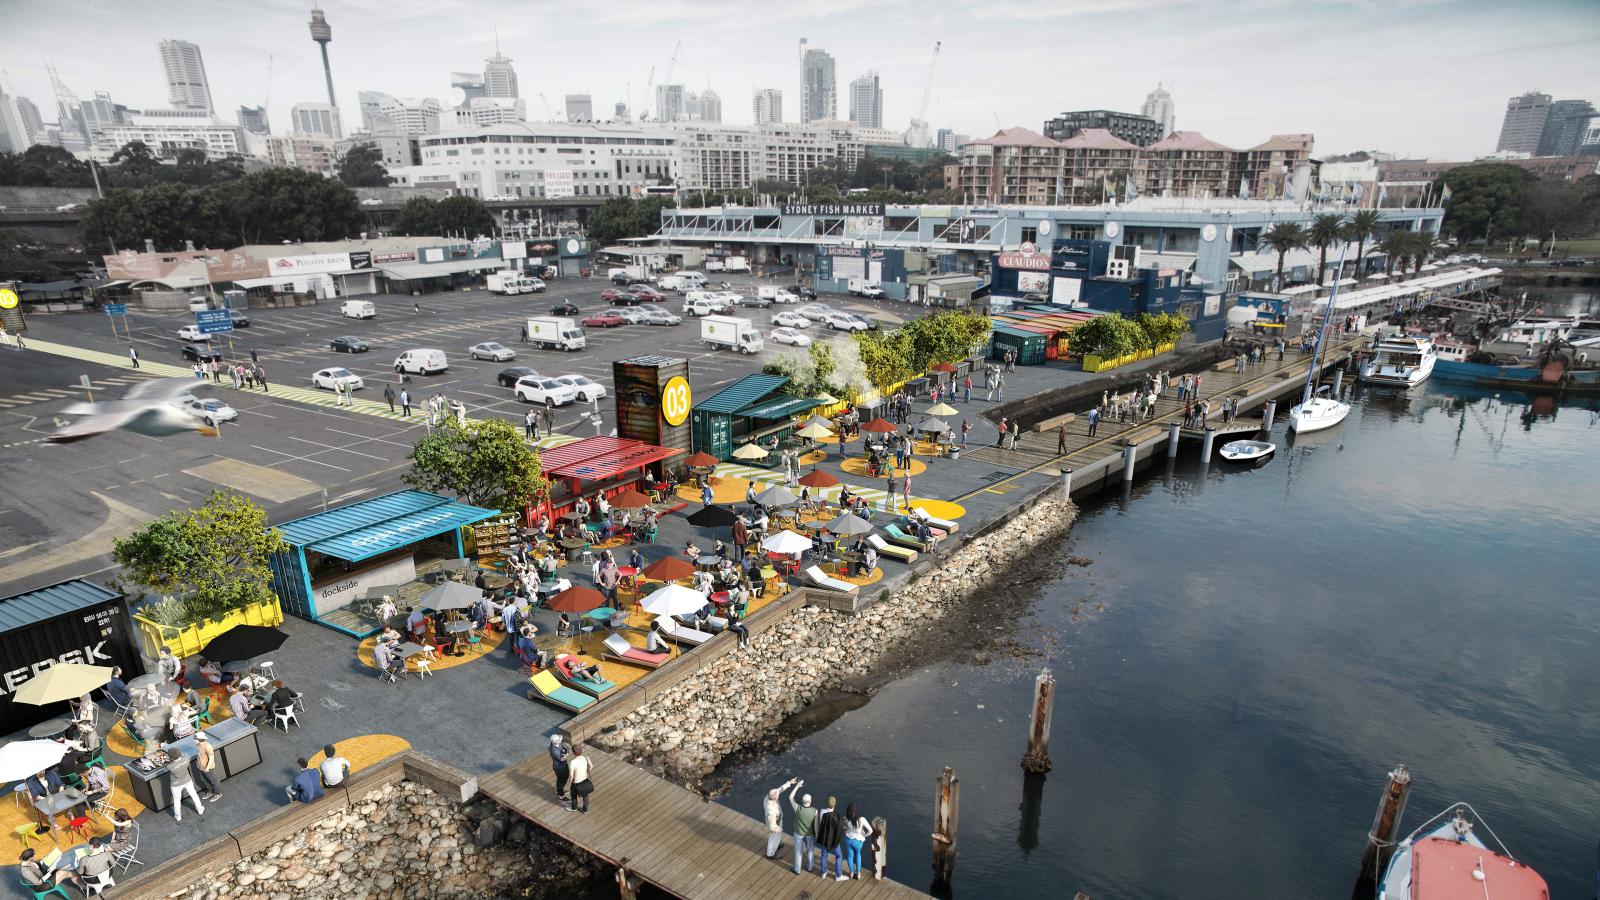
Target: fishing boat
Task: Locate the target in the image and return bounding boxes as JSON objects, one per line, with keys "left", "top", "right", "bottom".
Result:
{"left": 1219, "top": 439, "right": 1275, "bottom": 462}
{"left": 1377, "top": 803, "right": 1549, "bottom": 900}
{"left": 1288, "top": 247, "right": 1352, "bottom": 434}
{"left": 1360, "top": 335, "right": 1436, "bottom": 388}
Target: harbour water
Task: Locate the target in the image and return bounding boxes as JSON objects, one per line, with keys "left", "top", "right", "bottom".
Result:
{"left": 713, "top": 381, "right": 1600, "bottom": 898}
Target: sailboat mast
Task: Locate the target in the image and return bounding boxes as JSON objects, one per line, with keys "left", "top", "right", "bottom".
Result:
{"left": 1301, "top": 244, "right": 1350, "bottom": 406}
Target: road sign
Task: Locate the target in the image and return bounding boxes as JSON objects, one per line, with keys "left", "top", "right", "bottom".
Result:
{"left": 104, "top": 303, "right": 128, "bottom": 316}
{"left": 195, "top": 309, "right": 234, "bottom": 335}
{"left": 79, "top": 374, "right": 91, "bottom": 389}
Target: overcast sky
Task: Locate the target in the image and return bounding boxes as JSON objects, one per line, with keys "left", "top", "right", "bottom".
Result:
{"left": 3, "top": 0, "right": 1597, "bottom": 159}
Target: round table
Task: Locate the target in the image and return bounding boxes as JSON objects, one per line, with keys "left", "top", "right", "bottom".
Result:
{"left": 445, "top": 620, "right": 472, "bottom": 634}
{"left": 696, "top": 555, "right": 720, "bottom": 570}
{"left": 25, "top": 717, "right": 72, "bottom": 739}
{"left": 125, "top": 674, "right": 167, "bottom": 692}
{"left": 557, "top": 538, "right": 586, "bottom": 562}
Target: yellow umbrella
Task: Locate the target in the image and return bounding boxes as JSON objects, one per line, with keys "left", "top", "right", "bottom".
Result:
{"left": 796, "top": 422, "right": 835, "bottom": 440}
{"left": 926, "top": 402, "right": 959, "bottom": 417}
{"left": 732, "top": 443, "right": 768, "bottom": 460}
{"left": 13, "top": 663, "right": 115, "bottom": 706}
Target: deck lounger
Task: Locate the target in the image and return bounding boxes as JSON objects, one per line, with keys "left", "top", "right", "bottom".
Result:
{"left": 554, "top": 661, "right": 618, "bottom": 699}
{"left": 909, "top": 508, "right": 959, "bottom": 533}
{"left": 805, "top": 565, "right": 859, "bottom": 596}
{"left": 527, "top": 669, "right": 594, "bottom": 714}
{"left": 674, "top": 614, "right": 728, "bottom": 633}
{"left": 901, "top": 516, "right": 948, "bottom": 539}
{"left": 867, "top": 532, "right": 917, "bottom": 563}
{"left": 883, "top": 523, "right": 934, "bottom": 552}
{"left": 657, "top": 617, "right": 713, "bottom": 647}
{"left": 602, "top": 633, "right": 671, "bottom": 669}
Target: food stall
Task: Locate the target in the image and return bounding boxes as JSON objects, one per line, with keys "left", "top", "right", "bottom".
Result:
{"left": 124, "top": 718, "right": 262, "bottom": 811}
{"left": 537, "top": 436, "right": 686, "bottom": 522}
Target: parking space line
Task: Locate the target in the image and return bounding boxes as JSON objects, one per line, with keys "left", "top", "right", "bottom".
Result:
{"left": 250, "top": 443, "right": 351, "bottom": 472}
{"left": 285, "top": 435, "right": 388, "bottom": 462}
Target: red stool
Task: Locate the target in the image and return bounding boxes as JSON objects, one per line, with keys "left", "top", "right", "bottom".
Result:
{"left": 67, "top": 815, "right": 92, "bottom": 842}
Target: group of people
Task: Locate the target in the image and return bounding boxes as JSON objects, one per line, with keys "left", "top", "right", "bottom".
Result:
{"left": 189, "top": 359, "right": 269, "bottom": 392}
{"left": 17, "top": 809, "right": 133, "bottom": 895}
{"left": 423, "top": 393, "right": 468, "bottom": 427}
{"left": 766, "top": 778, "right": 883, "bottom": 880}
{"left": 285, "top": 744, "right": 350, "bottom": 805}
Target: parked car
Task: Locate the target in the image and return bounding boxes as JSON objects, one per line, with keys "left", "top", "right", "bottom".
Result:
{"left": 329, "top": 336, "right": 369, "bottom": 353}
{"left": 341, "top": 300, "right": 376, "bottom": 319}
{"left": 514, "top": 376, "right": 579, "bottom": 406}
{"left": 603, "top": 288, "right": 639, "bottom": 306}
{"left": 774, "top": 311, "right": 812, "bottom": 329}
{"left": 771, "top": 326, "right": 812, "bottom": 347}
{"left": 582, "top": 311, "right": 625, "bottom": 328}
{"left": 734, "top": 294, "right": 772, "bottom": 309}
{"left": 638, "top": 307, "right": 682, "bottom": 326}
{"left": 797, "top": 286, "right": 818, "bottom": 300}
{"left": 629, "top": 286, "right": 666, "bottom": 302}
{"left": 180, "top": 344, "right": 222, "bottom": 363}
{"left": 859, "top": 285, "right": 885, "bottom": 299}
{"left": 525, "top": 278, "right": 547, "bottom": 293}
{"left": 823, "top": 312, "right": 869, "bottom": 333}
{"left": 614, "top": 307, "right": 650, "bottom": 325}
{"left": 555, "top": 375, "right": 607, "bottom": 402}
{"left": 312, "top": 367, "right": 364, "bottom": 391}
{"left": 469, "top": 341, "right": 516, "bottom": 361}
{"left": 497, "top": 366, "right": 540, "bottom": 387}
{"left": 229, "top": 310, "right": 250, "bottom": 327}
{"left": 176, "top": 325, "right": 209, "bottom": 341}
{"left": 798, "top": 303, "right": 836, "bottom": 320}
{"left": 187, "top": 297, "right": 210, "bottom": 312}
{"left": 550, "top": 300, "right": 581, "bottom": 316}
{"left": 178, "top": 395, "right": 238, "bottom": 426}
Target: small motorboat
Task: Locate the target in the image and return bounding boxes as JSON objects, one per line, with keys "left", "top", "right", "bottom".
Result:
{"left": 1219, "top": 439, "right": 1275, "bottom": 462}
{"left": 1377, "top": 803, "right": 1549, "bottom": 900}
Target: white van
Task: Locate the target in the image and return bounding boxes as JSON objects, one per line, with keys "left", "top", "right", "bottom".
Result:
{"left": 678, "top": 272, "right": 708, "bottom": 290}
{"left": 394, "top": 349, "right": 448, "bottom": 375}
{"left": 341, "top": 300, "right": 376, "bottom": 319}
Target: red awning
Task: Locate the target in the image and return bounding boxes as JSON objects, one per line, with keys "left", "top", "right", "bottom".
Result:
{"left": 540, "top": 436, "right": 684, "bottom": 482}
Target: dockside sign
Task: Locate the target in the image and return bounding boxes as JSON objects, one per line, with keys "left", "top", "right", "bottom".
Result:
{"left": 780, "top": 203, "right": 885, "bottom": 216}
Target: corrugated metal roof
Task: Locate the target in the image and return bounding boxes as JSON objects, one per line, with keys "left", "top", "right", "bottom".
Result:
{"left": 307, "top": 500, "right": 499, "bottom": 562}
{"left": 379, "top": 258, "right": 503, "bottom": 279}
{"left": 695, "top": 374, "right": 789, "bottom": 415}
{"left": 278, "top": 490, "right": 452, "bottom": 546}
{"left": 737, "top": 395, "right": 823, "bottom": 420}
{"left": 0, "top": 580, "right": 122, "bottom": 634}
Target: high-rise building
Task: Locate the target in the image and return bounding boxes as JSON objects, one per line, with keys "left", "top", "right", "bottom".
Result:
{"left": 291, "top": 103, "right": 341, "bottom": 138}
{"left": 358, "top": 90, "right": 388, "bottom": 131}
{"left": 80, "top": 91, "right": 134, "bottom": 136}
{"left": 0, "top": 91, "right": 30, "bottom": 153}
{"left": 685, "top": 89, "right": 721, "bottom": 123}
{"left": 799, "top": 40, "right": 836, "bottom": 123}
{"left": 1496, "top": 92, "right": 1551, "bottom": 154}
{"left": 849, "top": 72, "right": 883, "bottom": 129}
{"left": 448, "top": 97, "right": 526, "bottom": 128}
{"left": 1142, "top": 83, "right": 1175, "bottom": 138}
{"left": 15, "top": 97, "right": 44, "bottom": 145}
{"left": 376, "top": 96, "right": 442, "bottom": 135}
{"left": 1537, "top": 99, "right": 1597, "bottom": 157}
{"left": 159, "top": 40, "right": 214, "bottom": 113}
{"left": 484, "top": 53, "right": 519, "bottom": 99}
{"left": 614, "top": 102, "right": 629, "bottom": 122}
{"left": 565, "top": 94, "right": 593, "bottom": 122}
{"left": 656, "top": 84, "right": 686, "bottom": 122}
{"left": 935, "top": 128, "right": 967, "bottom": 155}
{"left": 238, "top": 105, "right": 270, "bottom": 135}
{"left": 451, "top": 72, "right": 486, "bottom": 104}
{"left": 753, "top": 89, "right": 782, "bottom": 125}
{"left": 1044, "top": 109, "right": 1163, "bottom": 147}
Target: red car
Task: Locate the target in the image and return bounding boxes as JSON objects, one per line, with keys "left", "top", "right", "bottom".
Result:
{"left": 629, "top": 286, "right": 665, "bottom": 302}
{"left": 602, "top": 288, "right": 639, "bottom": 306}
{"left": 582, "top": 311, "right": 625, "bottom": 328}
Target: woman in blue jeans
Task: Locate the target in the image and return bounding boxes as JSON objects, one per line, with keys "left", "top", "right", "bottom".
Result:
{"left": 842, "top": 802, "right": 872, "bottom": 879}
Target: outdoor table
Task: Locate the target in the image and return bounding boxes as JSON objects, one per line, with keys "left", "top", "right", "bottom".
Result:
{"left": 221, "top": 660, "right": 252, "bottom": 674}
{"left": 32, "top": 787, "right": 86, "bottom": 835}
{"left": 125, "top": 674, "right": 166, "bottom": 692}
{"left": 709, "top": 591, "right": 732, "bottom": 609}
{"left": 124, "top": 719, "right": 261, "bottom": 812}
{"left": 26, "top": 717, "right": 73, "bottom": 739}
{"left": 445, "top": 620, "right": 472, "bottom": 634}
{"left": 557, "top": 537, "right": 586, "bottom": 562}
{"left": 48, "top": 844, "right": 89, "bottom": 872}
{"left": 397, "top": 641, "right": 428, "bottom": 659}
{"left": 696, "top": 555, "right": 720, "bottom": 570}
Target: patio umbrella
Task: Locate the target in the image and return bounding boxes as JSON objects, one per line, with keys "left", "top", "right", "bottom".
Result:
{"left": 926, "top": 402, "right": 960, "bottom": 417}
{"left": 815, "top": 393, "right": 839, "bottom": 406}
{"left": 416, "top": 580, "right": 481, "bottom": 612}
{"left": 687, "top": 504, "right": 740, "bottom": 529}
{"left": 796, "top": 422, "right": 835, "bottom": 440}
{"left": 199, "top": 624, "right": 289, "bottom": 663}
{"left": 684, "top": 451, "right": 719, "bottom": 468}
{"left": 12, "top": 663, "right": 114, "bottom": 706}
{"left": 641, "top": 556, "right": 696, "bottom": 582}
{"left": 610, "top": 489, "right": 653, "bottom": 509}
{"left": 916, "top": 417, "right": 951, "bottom": 434}
{"left": 798, "top": 469, "right": 840, "bottom": 488}
{"left": 547, "top": 586, "right": 606, "bottom": 614}
{"left": 755, "top": 485, "right": 798, "bottom": 507}
{"left": 860, "top": 417, "right": 897, "bottom": 434}
{"left": 930, "top": 362, "right": 960, "bottom": 374}
{"left": 825, "top": 512, "right": 873, "bottom": 537}
{"left": 760, "top": 529, "right": 813, "bottom": 555}
{"left": 0, "top": 740, "right": 68, "bottom": 783}
{"left": 802, "top": 415, "right": 833, "bottom": 430}
{"left": 640, "top": 583, "right": 708, "bottom": 618}
{"left": 732, "top": 443, "right": 768, "bottom": 460}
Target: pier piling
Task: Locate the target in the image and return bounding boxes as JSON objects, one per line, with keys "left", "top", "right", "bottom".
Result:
{"left": 1122, "top": 444, "right": 1136, "bottom": 481}
{"left": 932, "top": 767, "right": 960, "bottom": 890}
{"left": 1166, "top": 422, "right": 1181, "bottom": 458}
{"left": 1359, "top": 765, "right": 1412, "bottom": 882}
{"left": 1200, "top": 426, "right": 1216, "bottom": 460}
{"left": 615, "top": 863, "right": 641, "bottom": 900}
{"left": 1021, "top": 668, "right": 1055, "bottom": 773}
{"left": 1263, "top": 400, "right": 1277, "bottom": 431}
{"left": 1333, "top": 368, "right": 1345, "bottom": 397}
{"left": 1059, "top": 467, "right": 1073, "bottom": 499}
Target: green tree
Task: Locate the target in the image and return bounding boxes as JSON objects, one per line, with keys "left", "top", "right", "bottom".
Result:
{"left": 1136, "top": 311, "right": 1190, "bottom": 347}
{"left": 111, "top": 491, "right": 287, "bottom": 620}
{"left": 78, "top": 182, "right": 227, "bottom": 252}
{"left": 1345, "top": 209, "right": 1382, "bottom": 278}
{"left": 1433, "top": 164, "right": 1534, "bottom": 243}
{"left": 1524, "top": 177, "right": 1600, "bottom": 244}
{"left": 581, "top": 196, "right": 673, "bottom": 248}
{"left": 0, "top": 145, "right": 93, "bottom": 187}
{"left": 899, "top": 310, "right": 992, "bottom": 372}
{"left": 404, "top": 418, "right": 548, "bottom": 512}
{"left": 391, "top": 197, "right": 440, "bottom": 236}
{"left": 0, "top": 229, "right": 59, "bottom": 280}
{"left": 211, "top": 167, "right": 365, "bottom": 245}
{"left": 1376, "top": 231, "right": 1410, "bottom": 277}
{"left": 1308, "top": 212, "right": 1347, "bottom": 288}
{"left": 1257, "top": 221, "right": 1309, "bottom": 291}
{"left": 808, "top": 340, "right": 838, "bottom": 394}
{"left": 434, "top": 195, "right": 496, "bottom": 237}
{"left": 851, "top": 329, "right": 915, "bottom": 394}
{"left": 1067, "top": 313, "right": 1149, "bottom": 358}
{"left": 1403, "top": 231, "right": 1437, "bottom": 277}
{"left": 337, "top": 143, "right": 393, "bottom": 187}
{"left": 106, "top": 141, "right": 164, "bottom": 188}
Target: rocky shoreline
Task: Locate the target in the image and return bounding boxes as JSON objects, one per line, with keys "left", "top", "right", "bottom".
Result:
{"left": 593, "top": 494, "right": 1079, "bottom": 780}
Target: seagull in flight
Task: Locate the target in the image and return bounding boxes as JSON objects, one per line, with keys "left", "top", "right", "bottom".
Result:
{"left": 47, "top": 378, "right": 218, "bottom": 443}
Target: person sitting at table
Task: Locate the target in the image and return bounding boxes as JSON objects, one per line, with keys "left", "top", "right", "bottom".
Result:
{"left": 556, "top": 613, "right": 575, "bottom": 639}
{"left": 157, "top": 646, "right": 183, "bottom": 685}
{"left": 228, "top": 684, "right": 269, "bottom": 726}
{"left": 714, "top": 537, "right": 727, "bottom": 560}
{"left": 405, "top": 607, "right": 427, "bottom": 640}
{"left": 169, "top": 699, "right": 197, "bottom": 740}
{"left": 106, "top": 808, "right": 136, "bottom": 854}
{"left": 839, "top": 485, "right": 852, "bottom": 508}
{"left": 199, "top": 658, "right": 225, "bottom": 689}
{"left": 643, "top": 510, "right": 659, "bottom": 534}
{"left": 535, "top": 513, "right": 551, "bottom": 537}
{"left": 628, "top": 546, "right": 644, "bottom": 571}
{"left": 512, "top": 631, "right": 538, "bottom": 669}
{"left": 52, "top": 734, "right": 88, "bottom": 774}
{"left": 24, "top": 768, "right": 64, "bottom": 829}
{"left": 372, "top": 640, "right": 397, "bottom": 680}
{"left": 856, "top": 544, "right": 878, "bottom": 577}
{"left": 18, "top": 848, "right": 84, "bottom": 895}
{"left": 269, "top": 681, "right": 297, "bottom": 718}
{"left": 606, "top": 608, "right": 628, "bottom": 630}
{"left": 73, "top": 719, "right": 101, "bottom": 756}
{"left": 693, "top": 570, "right": 714, "bottom": 595}
{"left": 81, "top": 762, "right": 112, "bottom": 811}
{"left": 379, "top": 624, "right": 401, "bottom": 645}
{"left": 799, "top": 486, "right": 812, "bottom": 508}
{"left": 105, "top": 666, "right": 132, "bottom": 710}
{"left": 573, "top": 496, "right": 590, "bottom": 521}
{"left": 77, "top": 836, "right": 116, "bottom": 883}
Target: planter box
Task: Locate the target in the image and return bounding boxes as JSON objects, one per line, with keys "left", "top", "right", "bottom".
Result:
{"left": 1082, "top": 342, "right": 1178, "bottom": 373}
{"left": 132, "top": 597, "right": 284, "bottom": 659}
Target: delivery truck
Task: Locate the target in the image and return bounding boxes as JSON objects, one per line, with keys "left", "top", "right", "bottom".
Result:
{"left": 700, "top": 315, "right": 765, "bottom": 354}
{"left": 525, "top": 316, "right": 587, "bottom": 351}
{"left": 487, "top": 272, "right": 533, "bottom": 295}
{"left": 724, "top": 255, "right": 750, "bottom": 273}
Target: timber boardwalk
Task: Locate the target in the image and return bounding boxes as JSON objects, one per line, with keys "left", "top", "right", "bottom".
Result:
{"left": 479, "top": 746, "right": 930, "bottom": 899}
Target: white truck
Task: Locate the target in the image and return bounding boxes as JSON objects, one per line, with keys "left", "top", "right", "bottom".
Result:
{"left": 705, "top": 259, "right": 725, "bottom": 272}
{"left": 757, "top": 285, "right": 798, "bottom": 303}
{"left": 656, "top": 274, "right": 683, "bottom": 292}
{"left": 525, "top": 316, "right": 587, "bottom": 351}
{"left": 848, "top": 277, "right": 877, "bottom": 295}
{"left": 724, "top": 255, "right": 750, "bottom": 273}
{"left": 487, "top": 271, "right": 533, "bottom": 295}
{"left": 700, "top": 315, "right": 765, "bottom": 354}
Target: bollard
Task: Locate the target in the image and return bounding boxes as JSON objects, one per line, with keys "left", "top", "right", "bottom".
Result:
{"left": 1021, "top": 668, "right": 1055, "bottom": 773}
{"left": 616, "top": 864, "right": 641, "bottom": 900}
{"left": 1360, "top": 765, "right": 1412, "bottom": 882}
{"left": 1167, "top": 422, "right": 1181, "bottom": 459}
{"left": 932, "top": 767, "right": 960, "bottom": 889}
{"left": 1059, "top": 467, "right": 1073, "bottom": 499}
{"left": 1332, "top": 368, "right": 1344, "bottom": 397}
{"left": 1122, "top": 444, "right": 1137, "bottom": 481}
{"left": 1200, "top": 426, "right": 1216, "bottom": 460}
{"left": 1263, "top": 399, "right": 1277, "bottom": 431}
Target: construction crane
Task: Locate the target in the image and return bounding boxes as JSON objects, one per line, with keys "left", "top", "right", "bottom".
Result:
{"left": 905, "top": 41, "right": 941, "bottom": 149}
{"left": 537, "top": 92, "right": 555, "bottom": 121}
{"left": 645, "top": 41, "right": 682, "bottom": 121}
{"left": 641, "top": 66, "right": 655, "bottom": 121}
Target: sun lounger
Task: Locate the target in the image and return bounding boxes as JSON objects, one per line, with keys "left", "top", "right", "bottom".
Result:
{"left": 553, "top": 658, "right": 617, "bottom": 699}
{"left": 908, "top": 507, "right": 959, "bottom": 533}
{"left": 867, "top": 532, "right": 917, "bottom": 563}
{"left": 526, "top": 669, "right": 594, "bottom": 714}
{"left": 883, "top": 523, "right": 936, "bottom": 552}
{"left": 656, "top": 617, "right": 713, "bottom": 647}
{"left": 674, "top": 613, "right": 728, "bottom": 632}
{"left": 805, "top": 565, "right": 859, "bottom": 596}
{"left": 602, "top": 633, "right": 670, "bottom": 669}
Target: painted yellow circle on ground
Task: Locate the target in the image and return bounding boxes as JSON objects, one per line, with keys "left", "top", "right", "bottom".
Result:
{"left": 661, "top": 376, "right": 691, "bottom": 426}
{"left": 307, "top": 735, "right": 413, "bottom": 776}
{"left": 835, "top": 566, "right": 885, "bottom": 586}
{"left": 908, "top": 497, "right": 967, "bottom": 521}
{"left": 0, "top": 766, "right": 142, "bottom": 866}
{"left": 675, "top": 475, "right": 750, "bottom": 505}
{"left": 357, "top": 628, "right": 506, "bottom": 672}
{"left": 840, "top": 457, "right": 927, "bottom": 477}
{"left": 0, "top": 288, "right": 17, "bottom": 309}
{"left": 796, "top": 449, "right": 826, "bottom": 466}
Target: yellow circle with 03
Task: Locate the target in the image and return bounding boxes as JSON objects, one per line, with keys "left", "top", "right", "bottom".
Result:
{"left": 662, "top": 375, "right": 691, "bottom": 426}
{"left": 0, "top": 288, "right": 18, "bottom": 310}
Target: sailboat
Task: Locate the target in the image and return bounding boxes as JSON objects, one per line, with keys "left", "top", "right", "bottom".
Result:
{"left": 1288, "top": 247, "right": 1352, "bottom": 434}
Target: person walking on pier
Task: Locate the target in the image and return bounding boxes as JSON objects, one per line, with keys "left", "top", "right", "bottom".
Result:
{"left": 959, "top": 419, "right": 970, "bottom": 448}
{"left": 567, "top": 745, "right": 592, "bottom": 813}
{"left": 884, "top": 470, "right": 897, "bottom": 512}
{"left": 996, "top": 417, "right": 1008, "bottom": 447}
{"left": 789, "top": 782, "right": 818, "bottom": 875}
{"left": 1087, "top": 406, "right": 1099, "bottom": 438}
{"left": 1057, "top": 424, "right": 1068, "bottom": 455}
{"left": 1277, "top": 338, "right": 1286, "bottom": 361}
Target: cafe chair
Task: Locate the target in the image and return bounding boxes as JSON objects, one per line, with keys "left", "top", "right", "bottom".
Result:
{"left": 413, "top": 653, "right": 432, "bottom": 679}
{"left": 292, "top": 691, "right": 306, "bottom": 712}
{"left": 12, "top": 823, "right": 45, "bottom": 851}
{"left": 66, "top": 816, "right": 92, "bottom": 843}
{"left": 11, "top": 782, "right": 30, "bottom": 810}
{"left": 84, "top": 870, "right": 115, "bottom": 897}
{"left": 272, "top": 705, "right": 300, "bottom": 731}
{"left": 258, "top": 662, "right": 278, "bottom": 681}
{"left": 19, "top": 880, "right": 72, "bottom": 900}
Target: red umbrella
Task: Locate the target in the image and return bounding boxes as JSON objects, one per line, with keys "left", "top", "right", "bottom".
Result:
{"left": 684, "top": 451, "right": 719, "bottom": 468}
{"left": 547, "top": 586, "right": 606, "bottom": 614}
{"left": 930, "top": 362, "right": 959, "bottom": 374}
{"left": 641, "top": 556, "right": 696, "bottom": 582}
{"left": 610, "top": 489, "right": 653, "bottom": 509}
{"left": 798, "top": 469, "right": 840, "bottom": 488}
{"left": 860, "top": 417, "right": 897, "bottom": 433}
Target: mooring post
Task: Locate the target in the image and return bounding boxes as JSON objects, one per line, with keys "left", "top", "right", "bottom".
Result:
{"left": 1021, "top": 668, "right": 1055, "bottom": 773}
{"left": 1121, "top": 444, "right": 1136, "bottom": 481}
{"left": 1166, "top": 422, "right": 1181, "bottom": 458}
{"left": 1200, "top": 426, "right": 1216, "bottom": 460}
{"left": 1359, "top": 765, "right": 1412, "bottom": 881}
{"left": 1059, "top": 467, "right": 1073, "bottom": 499}
{"left": 1263, "top": 399, "right": 1277, "bottom": 431}
{"left": 932, "top": 767, "right": 960, "bottom": 888}
{"left": 1332, "top": 367, "right": 1345, "bottom": 397}
{"left": 615, "top": 862, "right": 640, "bottom": 900}
{"left": 872, "top": 816, "right": 888, "bottom": 881}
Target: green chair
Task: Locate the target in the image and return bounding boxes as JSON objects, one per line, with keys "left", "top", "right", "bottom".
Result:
{"left": 644, "top": 526, "right": 658, "bottom": 544}
{"left": 21, "top": 880, "right": 73, "bottom": 900}
{"left": 120, "top": 719, "right": 145, "bottom": 753}
{"left": 82, "top": 749, "right": 105, "bottom": 771}
{"left": 194, "top": 698, "right": 214, "bottom": 727}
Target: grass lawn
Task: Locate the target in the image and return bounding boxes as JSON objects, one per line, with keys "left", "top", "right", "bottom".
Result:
{"left": 1551, "top": 238, "right": 1600, "bottom": 256}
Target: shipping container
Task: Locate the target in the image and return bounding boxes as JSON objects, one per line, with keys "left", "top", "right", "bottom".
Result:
{"left": 613, "top": 356, "right": 692, "bottom": 459}
{"left": 0, "top": 580, "right": 143, "bottom": 737}
{"left": 989, "top": 325, "right": 1048, "bottom": 366}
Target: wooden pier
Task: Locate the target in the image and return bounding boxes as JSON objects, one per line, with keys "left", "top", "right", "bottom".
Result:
{"left": 479, "top": 746, "right": 930, "bottom": 899}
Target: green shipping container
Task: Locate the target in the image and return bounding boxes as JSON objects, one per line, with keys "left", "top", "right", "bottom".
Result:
{"left": 990, "top": 325, "right": 1047, "bottom": 365}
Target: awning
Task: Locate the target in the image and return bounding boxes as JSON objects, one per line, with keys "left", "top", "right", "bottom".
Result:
{"left": 737, "top": 395, "right": 823, "bottom": 421}
{"left": 695, "top": 374, "right": 790, "bottom": 414}
{"left": 275, "top": 489, "right": 499, "bottom": 562}
{"left": 378, "top": 258, "right": 504, "bottom": 280}
{"left": 232, "top": 270, "right": 362, "bottom": 289}
{"left": 539, "top": 436, "right": 684, "bottom": 482}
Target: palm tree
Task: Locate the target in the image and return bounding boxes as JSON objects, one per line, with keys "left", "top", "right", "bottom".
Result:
{"left": 1308, "top": 213, "right": 1347, "bottom": 289}
{"left": 1258, "top": 222, "right": 1309, "bottom": 292}
{"left": 1404, "top": 231, "right": 1436, "bottom": 277}
{"left": 1376, "top": 231, "right": 1410, "bottom": 278}
{"left": 1345, "top": 209, "right": 1382, "bottom": 279}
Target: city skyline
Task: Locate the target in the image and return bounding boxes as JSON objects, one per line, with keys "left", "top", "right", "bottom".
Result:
{"left": 0, "top": 0, "right": 1595, "bottom": 158}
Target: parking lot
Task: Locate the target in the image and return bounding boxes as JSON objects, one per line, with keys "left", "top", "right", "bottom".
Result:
{"left": 0, "top": 276, "right": 919, "bottom": 591}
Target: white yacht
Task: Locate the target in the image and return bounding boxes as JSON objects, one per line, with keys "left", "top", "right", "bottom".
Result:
{"left": 1361, "top": 335, "right": 1437, "bottom": 388}
{"left": 1287, "top": 390, "right": 1350, "bottom": 433}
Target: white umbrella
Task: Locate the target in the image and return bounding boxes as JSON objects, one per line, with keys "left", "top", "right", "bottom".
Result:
{"left": 0, "top": 739, "right": 69, "bottom": 783}
{"left": 12, "top": 663, "right": 114, "bottom": 706}
{"left": 640, "top": 583, "right": 708, "bottom": 618}
{"left": 760, "top": 529, "right": 813, "bottom": 555}
{"left": 732, "top": 443, "right": 768, "bottom": 460}
{"left": 417, "top": 581, "right": 481, "bottom": 611}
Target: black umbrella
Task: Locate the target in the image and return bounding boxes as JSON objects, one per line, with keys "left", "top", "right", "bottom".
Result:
{"left": 199, "top": 625, "right": 289, "bottom": 663}
{"left": 687, "top": 504, "right": 740, "bottom": 529}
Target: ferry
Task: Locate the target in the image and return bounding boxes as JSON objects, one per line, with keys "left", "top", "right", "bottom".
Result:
{"left": 1360, "top": 335, "right": 1436, "bottom": 388}
{"left": 1376, "top": 803, "right": 1549, "bottom": 900}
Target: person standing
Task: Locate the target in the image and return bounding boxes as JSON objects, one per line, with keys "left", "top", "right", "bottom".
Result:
{"left": 962, "top": 374, "right": 972, "bottom": 403}
{"left": 1056, "top": 424, "right": 1068, "bottom": 455}
{"left": 815, "top": 796, "right": 846, "bottom": 880}
{"left": 255, "top": 364, "right": 269, "bottom": 393}
{"left": 250, "top": 348, "right": 259, "bottom": 364}
{"left": 959, "top": 419, "right": 970, "bottom": 448}
{"left": 157, "top": 647, "right": 181, "bottom": 684}
{"left": 543, "top": 403, "right": 555, "bottom": 435}
{"left": 168, "top": 749, "right": 206, "bottom": 821}
{"left": 842, "top": 802, "right": 871, "bottom": 880}
{"left": 567, "top": 745, "right": 592, "bottom": 813}
{"left": 901, "top": 471, "right": 911, "bottom": 505}
{"left": 129, "top": 346, "right": 139, "bottom": 368}
{"left": 191, "top": 733, "right": 222, "bottom": 802}
{"left": 549, "top": 734, "right": 571, "bottom": 804}
{"left": 788, "top": 782, "right": 817, "bottom": 875}
{"left": 765, "top": 779, "right": 796, "bottom": 858}
{"left": 1087, "top": 405, "right": 1099, "bottom": 438}
{"left": 525, "top": 409, "right": 538, "bottom": 440}
{"left": 399, "top": 388, "right": 412, "bottom": 417}
{"left": 383, "top": 384, "right": 396, "bottom": 413}
{"left": 996, "top": 417, "right": 1008, "bottom": 447}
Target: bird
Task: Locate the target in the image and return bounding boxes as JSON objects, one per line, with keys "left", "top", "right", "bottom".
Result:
{"left": 47, "top": 378, "right": 218, "bottom": 443}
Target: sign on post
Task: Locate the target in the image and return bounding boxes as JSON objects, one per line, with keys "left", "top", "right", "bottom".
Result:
{"left": 195, "top": 309, "right": 234, "bottom": 335}
{"left": 104, "top": 303, "right": 128, "bottom": 316}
